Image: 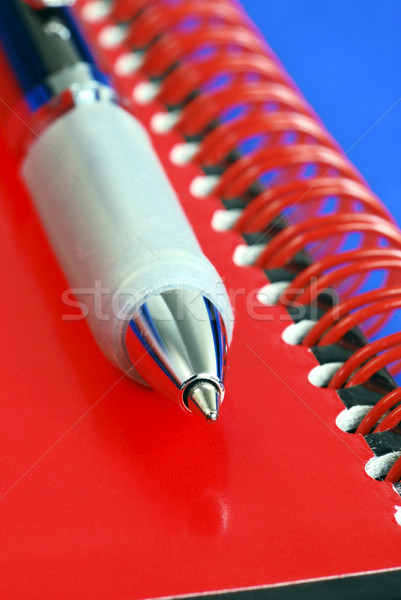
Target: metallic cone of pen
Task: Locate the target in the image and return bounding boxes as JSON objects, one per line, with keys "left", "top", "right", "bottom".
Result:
{"left": 127, "top": 289, "right": 227, "bottom": 422}
{"left": 185, "top": 380, "right": 221, "bottom": 422}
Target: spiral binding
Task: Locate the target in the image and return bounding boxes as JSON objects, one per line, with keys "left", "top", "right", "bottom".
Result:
{"left": 80, "top": 0, "right": 401, "bottom": 484}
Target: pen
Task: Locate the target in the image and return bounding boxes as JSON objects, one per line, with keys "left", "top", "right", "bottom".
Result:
{"left": 0, "top": 1, "right": 233, "bottom": 421}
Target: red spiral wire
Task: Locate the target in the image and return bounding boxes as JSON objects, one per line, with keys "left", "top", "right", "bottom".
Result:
{"left": 356, "top": 388, "right": 401, "bottom": 435}
{"left": 107, "top": 0, "right": 401, "bottom": 481}
{"left": 330, "top": 332, "right": 401, "bottom": 390}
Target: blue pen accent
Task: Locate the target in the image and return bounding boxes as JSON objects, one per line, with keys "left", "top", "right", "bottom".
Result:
{"left": 24, "top": 63, "right": 111, "bottom": 111}
{"left": 204, "top": 298, "right": 223, "bottom": 380}
{"left": 26, "top": 83, "right": 53, "bottom": 111}
{"left": 61, "top": 7, "right": 97, "bottom": 64}
{"left": 140, "top": 302, "right": 166, "bottom": 351}
{"left": 129, "top": 318, "right": 180, "bottom": 389}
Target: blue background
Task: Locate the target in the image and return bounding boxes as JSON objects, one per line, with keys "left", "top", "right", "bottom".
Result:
{"left": 240, "top": 0, "right": 401, "bottom": 226}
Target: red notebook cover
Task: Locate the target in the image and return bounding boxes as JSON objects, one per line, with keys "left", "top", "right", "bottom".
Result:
{"left": 1, "top": 1, "right": 401, "bottom": 599}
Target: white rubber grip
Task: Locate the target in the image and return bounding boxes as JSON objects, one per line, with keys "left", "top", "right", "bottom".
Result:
{"left": 22, "top": 102, "right": 233, "bottom": 376}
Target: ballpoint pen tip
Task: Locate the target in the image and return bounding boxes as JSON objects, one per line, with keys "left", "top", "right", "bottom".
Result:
{"left": 185, "top": 380, "right": 221, "bottom": 423}
{"left": 206, "top": 411, "right": 219, "bottom": 423}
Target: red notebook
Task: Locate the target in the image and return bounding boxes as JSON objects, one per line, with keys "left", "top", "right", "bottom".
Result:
{"left": 2, "top": 1, "right": 401, "bottom": 599}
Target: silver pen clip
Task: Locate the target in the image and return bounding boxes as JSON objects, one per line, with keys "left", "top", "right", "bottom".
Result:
{"left": 23, "top": 0, "right": 76, "bottom": 8}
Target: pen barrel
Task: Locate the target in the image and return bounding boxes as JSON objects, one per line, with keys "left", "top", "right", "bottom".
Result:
{"left": 0, "top": 1, "right": 102, "bottom": 107}
{"left": 21, "top": 102, "right": 233, "bottom": 378}
{"left": 0, "top": 2, "right": 112, "bottom": 157}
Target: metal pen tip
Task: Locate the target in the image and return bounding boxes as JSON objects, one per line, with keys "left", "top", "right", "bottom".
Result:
{"left": 206, "top": 411, "right": 219, "bottom": 423}
{"left": 185, "top": 380, "right": 221, "bottom": 423}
